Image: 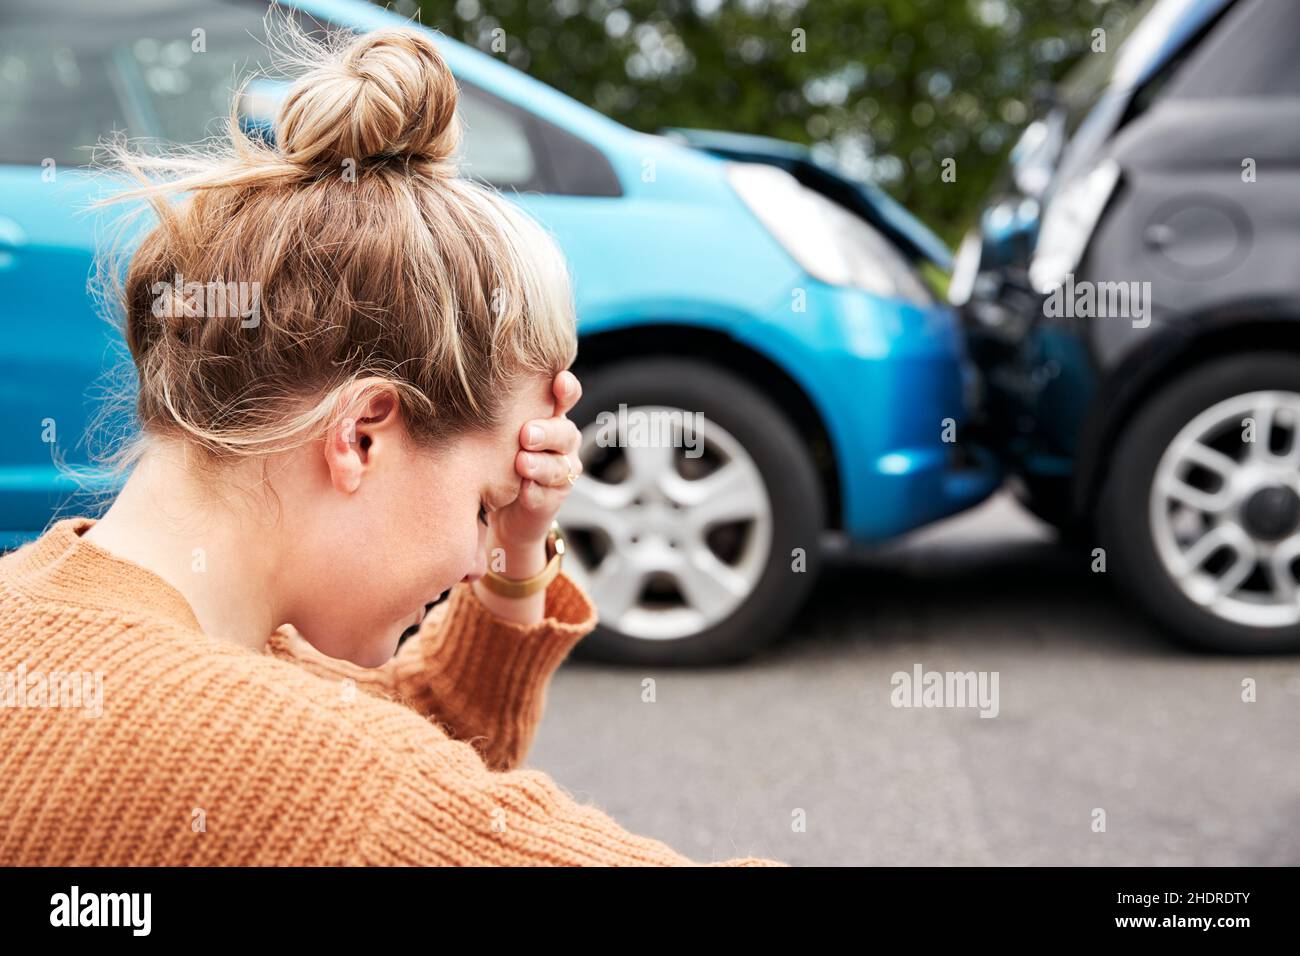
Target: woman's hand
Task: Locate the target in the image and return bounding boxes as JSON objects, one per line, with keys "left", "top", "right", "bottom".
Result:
{"left": 472, "top": 370, "right": 583, "bottom": 624}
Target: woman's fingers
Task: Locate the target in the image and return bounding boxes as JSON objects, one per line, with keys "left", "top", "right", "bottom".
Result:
{"left": 510, "top": 475, "right": 574, "bottom": 518}
{"left": 488, "top": 374, "right": 586, "bottom": 550}
{"left": 520, "top": 415, "right": 581, "bottom": 456}
{"left": 553, "top": 369, "right": 582, "bottom": 418}
{"left": 505, "top": 372, "right": 584, "bottom": 527}
{"left": 517, "top": 449, "right": 581, "bottom": 488}
{"left": 512, "top": 477, "right": 546, "bottom": 513}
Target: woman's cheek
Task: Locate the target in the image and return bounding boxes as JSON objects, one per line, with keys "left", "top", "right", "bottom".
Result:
{"left": 474, "top": 519, "right": 490, "bottom": 572}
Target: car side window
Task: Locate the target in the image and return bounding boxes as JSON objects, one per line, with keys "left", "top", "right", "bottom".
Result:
{"left": 455, "top": 81, "right": 622, "bottom": 197}
{"left": 0, "top": 0, "right": 285, "bottom": 167}
{"left": 456, "top": 86, "right": 541, "bottom": 189}
{"left": 125, "top": 26, "right": 278, "bottom": 148}
{"left": 0, "top": 2, "right": 123, "bottom": 166}
{"left": 0, "top": 0, "right": 621, "bottom": 195}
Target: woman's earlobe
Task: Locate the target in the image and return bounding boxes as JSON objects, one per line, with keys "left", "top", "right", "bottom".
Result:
{"left": 324, "top": 382, "right": 400, "bottom": 492}
{"left": 325, "top": 416, "right": 365, "bottom": 493}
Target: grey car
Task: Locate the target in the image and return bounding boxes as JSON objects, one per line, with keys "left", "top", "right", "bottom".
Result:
{"left": 953, "top": 0, "right": 1300, "bottom": 652}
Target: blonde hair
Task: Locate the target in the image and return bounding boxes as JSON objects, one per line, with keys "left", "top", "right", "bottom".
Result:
{"left": 92, "top": 18, "right": 576, "bottom": 471}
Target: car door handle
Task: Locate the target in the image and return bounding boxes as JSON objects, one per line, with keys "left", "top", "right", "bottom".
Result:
{"left": 0, "top": 217, "right": 27, "bottom": 271}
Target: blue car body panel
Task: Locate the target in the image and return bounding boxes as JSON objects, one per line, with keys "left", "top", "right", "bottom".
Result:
{"left": 0, "top": 0, "right": 998, "bottom": 549}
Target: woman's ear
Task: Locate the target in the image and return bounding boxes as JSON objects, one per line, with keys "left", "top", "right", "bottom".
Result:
{"left": 322, "top": 383, "right": 402, "bottom": 494}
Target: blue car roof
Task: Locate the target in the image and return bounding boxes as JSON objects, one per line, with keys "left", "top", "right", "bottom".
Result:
{"left": 288, "top": 0, "right": 633, "bottom": 147}
{"left": 288, "top": 0, "right": 950, "bottom": 270}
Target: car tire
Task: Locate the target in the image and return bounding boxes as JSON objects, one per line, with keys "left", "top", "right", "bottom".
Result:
{"left": 1099, "top": 352, "right": 1300, "bottom": 654}
{"left": 560, "top": 357, "right": 825, "bottom": 666}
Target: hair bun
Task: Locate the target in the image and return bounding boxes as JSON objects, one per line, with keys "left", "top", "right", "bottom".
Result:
{"left": 275, "top": 28, "right": 460, "bottom": 173}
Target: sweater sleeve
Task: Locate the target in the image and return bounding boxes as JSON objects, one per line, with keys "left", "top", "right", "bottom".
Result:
{"left": 265, "top": 571, "right": 597, "bottom": 771}
{"left": 352, "top": 718, "right": 789, "bottom": 867}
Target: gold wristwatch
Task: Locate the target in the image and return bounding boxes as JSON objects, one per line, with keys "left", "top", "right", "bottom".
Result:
{"left": 479, "top": 522, "right": 565, "bottom": 599}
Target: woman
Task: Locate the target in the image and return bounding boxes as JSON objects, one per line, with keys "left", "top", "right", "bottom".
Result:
{"left": 0, "top": 24, "right": 782, "bottom": 867}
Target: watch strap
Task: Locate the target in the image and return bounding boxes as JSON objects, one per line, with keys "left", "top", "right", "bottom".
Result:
{"left": 479, "top": 524, "right": 565, "bottom": 599}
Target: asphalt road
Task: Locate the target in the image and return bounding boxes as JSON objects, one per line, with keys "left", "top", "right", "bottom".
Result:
{"left": 530, "top": 492, "right": 1300, "bottom": 866}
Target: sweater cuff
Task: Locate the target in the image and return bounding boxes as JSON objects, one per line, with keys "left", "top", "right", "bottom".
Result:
{"left": 399, "top": 570, "right": 597, "bottom": 708}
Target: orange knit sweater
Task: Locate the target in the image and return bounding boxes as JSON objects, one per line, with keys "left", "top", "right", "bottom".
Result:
{"left": 0, "top": 517, "right": 784, "bottom": 866}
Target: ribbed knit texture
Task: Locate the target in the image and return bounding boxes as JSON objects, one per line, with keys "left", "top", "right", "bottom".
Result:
{"left": 0, "top": 517, "right": 785, "bottom": 866}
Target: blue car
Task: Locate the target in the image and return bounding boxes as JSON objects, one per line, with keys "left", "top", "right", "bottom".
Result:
{"left": 0, "top": 0, "right": 999, "bottom": 664}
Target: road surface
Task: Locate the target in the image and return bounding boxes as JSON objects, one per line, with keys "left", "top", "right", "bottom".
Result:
{"left": 531, "top": 493, "right": 1300, "bottom": 866}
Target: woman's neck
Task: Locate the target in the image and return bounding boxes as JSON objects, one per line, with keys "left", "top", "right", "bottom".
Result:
{"left": 82, "top": 443, "right": 287, "bottom": 653}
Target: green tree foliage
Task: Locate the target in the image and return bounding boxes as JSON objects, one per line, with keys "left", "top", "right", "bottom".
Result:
{"left": 401, "top": 0, "right": 1139, "bottom": 244}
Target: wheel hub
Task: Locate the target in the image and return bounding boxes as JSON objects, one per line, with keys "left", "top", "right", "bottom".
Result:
{"left": 624, "top": 498, "right": 680, "bottom": 544}
{"left": 1241, "top": 484, "right": 1300, "bottom": 541}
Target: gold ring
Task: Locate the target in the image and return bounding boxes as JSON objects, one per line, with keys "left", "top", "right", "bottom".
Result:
{"left": 565, "top": 471, "right": 578, "bottom": 485}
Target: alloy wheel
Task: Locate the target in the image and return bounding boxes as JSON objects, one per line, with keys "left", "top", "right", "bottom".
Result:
{"left": 1150, "top": 391, "right": 1300, "bottom": 628}
{"left": 558, "top": 406, "right": 773, "bottom": 641}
